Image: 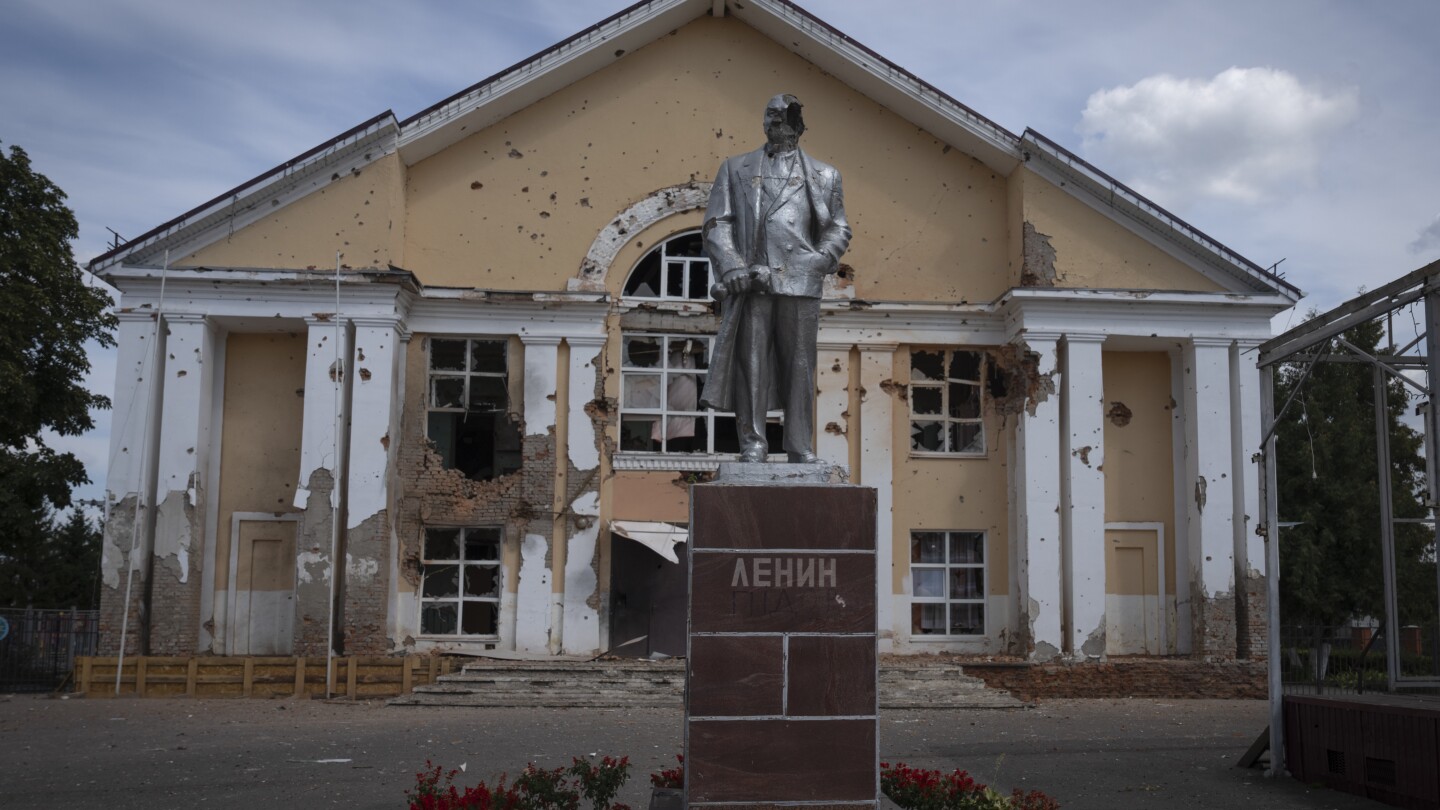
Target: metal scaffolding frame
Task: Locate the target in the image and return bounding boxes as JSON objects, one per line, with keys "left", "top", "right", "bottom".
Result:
{"left": 1256, "top": 259, "right": 1440, "bottom": 775}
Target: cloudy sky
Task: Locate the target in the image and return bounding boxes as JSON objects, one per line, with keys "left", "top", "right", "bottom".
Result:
{"left": 4, "top": 0, "right": 1439, "bottom": 509}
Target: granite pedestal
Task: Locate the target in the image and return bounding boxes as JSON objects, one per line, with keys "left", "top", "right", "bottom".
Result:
{"left": 685, "top": 463, "right": 878, "bottom": 809}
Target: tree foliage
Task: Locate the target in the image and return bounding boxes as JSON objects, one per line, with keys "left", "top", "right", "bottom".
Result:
{"left": 1275, "top": 317, "right": 1437, "bottom": 628}
{"left": 0, "top": 507, "right": 102, "bottom": 609}
{"left": 0, "top": 142, "right": 115, "bottom": 536}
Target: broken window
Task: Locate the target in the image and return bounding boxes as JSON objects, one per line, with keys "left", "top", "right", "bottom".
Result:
{"left": 427, "top": 338, "right": 522, "bottom": 480}
{"left": 619, "top": 333, "right": 784, "bottom": 454}
{"left": 909, "top": 348, "right": 985, "bottom": 455}
{"left": 623, "top": 231, "right": 714, "bottom": 301}
{"left": 910, "top": 530, "right": 985, "bottom": 637}
{"left": 419, "top": 527, "right": 503, "bottom": 637}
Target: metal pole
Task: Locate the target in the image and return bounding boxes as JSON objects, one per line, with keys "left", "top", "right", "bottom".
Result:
{"left": 1374, "top": 366, "right": 1401, "bottom": 691}
{"left": 1260, "top": 364, "right": 1286, "bottom": 777}
{"left": 326, "top": 251, "right": 342, "bottom": 698}
{"left": 1424, "top": 291, "right": 1440, "bottom": 679}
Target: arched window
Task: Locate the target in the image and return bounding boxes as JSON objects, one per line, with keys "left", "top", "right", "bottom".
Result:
{"left": 623, "top": 231, "right": 714, "bottom": 301}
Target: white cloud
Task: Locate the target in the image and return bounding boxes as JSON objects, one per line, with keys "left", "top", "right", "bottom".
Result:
{"left": 1078, "top": 67, "right": 1359, "bottom": 205}
{"left": 1410, "top": 214, "right": 1440, "bottom": 256}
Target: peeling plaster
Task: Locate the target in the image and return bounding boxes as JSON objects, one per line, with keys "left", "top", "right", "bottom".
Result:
{"left": 153, "top": 489, "right": 195, "bottom": 584}
{"left": 346, "top": 553, "right": 380, "bottom": 582}
{"left": 1019, "top": 221, "right": 1059, "bottom": 287}
{"left": 1081, "top": 622, "right": 1106, "bottom": 658}
{"left": 988, "top": 344, "right": 1056, "bottom": 417}
{"left": 1194, "top": 474, "right": 1208, "bottom": 513}
{"left": 516, "top": 533, "right": 552, "bottom": 653}
{"left": 100, "top": 495, "right": 139, "bottom": 589}
{"left": 297, "top": 551, "right": 329, "bottom": 584}
{"left": 1106, "top": 401, "right": 1133, "bottom": 427}
{"left": 569, "top": 183, "right": 711, "bottom": 291}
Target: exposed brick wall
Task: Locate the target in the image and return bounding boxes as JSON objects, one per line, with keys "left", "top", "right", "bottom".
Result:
{"left": 964, "top": 658, "right": 1267, "bottom": 701}
{"left": 1195, "top": 591, "right": 1239, "bottom": 660}
{"left": 97, "top": 498, "right": 148, "bottom": 656}
{"left": 390, "top": 336, "right": 563, "bottom": 650}
{"left": 1243, "top": 575, "right": 1269, "bottom": 661}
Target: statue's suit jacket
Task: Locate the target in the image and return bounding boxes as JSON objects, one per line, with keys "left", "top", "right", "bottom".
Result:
{"left": 699, "top": 146, "right": 851, "bottom": 413}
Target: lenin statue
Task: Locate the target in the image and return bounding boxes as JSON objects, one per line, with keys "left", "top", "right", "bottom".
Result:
{"left": 698, "top": 94, "right": 852, "bottom": 463}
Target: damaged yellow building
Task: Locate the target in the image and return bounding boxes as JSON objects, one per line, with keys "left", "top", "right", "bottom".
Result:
{"left": 90, "top": 0, "right": 1298, "bottom": 667}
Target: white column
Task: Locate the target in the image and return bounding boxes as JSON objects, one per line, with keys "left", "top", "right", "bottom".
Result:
{"left": 562, "top": 336, "right": 605, "bottom": 656}
{"left": 100, "top": 313, "right": 164, "bottom": 601}
{"left": 346, "top": 318, "right": 401, "bottom": 529}
{"left": 565, "top": 337, "right": 605, "bottom": 472}
{"left": 1184, "top": 338, "right": 1237, "bottom": 655}
{"left": 1062, "top": 335, "right": 1106, "bottom": 658}
{"left": 1234, "top": 340, "right": 1264, "bottom": 577}
{"left": 1015, "top": 333, "right": 1064, "bottom": 660}
{"left": 152, "top": 314, "right": 216, "bottom": 651}
{"left": 815, "top": 342, "right": 852, "bottom": 468}
{"left": 295, "top": 317, "right": 348, "bottom": 509}
{"left": 858, "top": 344, "right": 897, "bottom": 649}
{"left": 519, "top": 335, "right": 563, "bottom": 654}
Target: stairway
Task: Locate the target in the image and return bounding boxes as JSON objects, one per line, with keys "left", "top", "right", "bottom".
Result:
{"left": 390, "top": 659, "right": 1023, "bottom": 709}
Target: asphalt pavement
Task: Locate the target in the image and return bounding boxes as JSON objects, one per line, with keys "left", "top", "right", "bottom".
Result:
{"left": 0, "top": 694, "right": 1392, "bottom": 810}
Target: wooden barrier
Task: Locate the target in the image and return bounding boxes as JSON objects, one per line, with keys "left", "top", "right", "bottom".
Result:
{"left": 71, "top": 655, "right": 455, "bottom": 699}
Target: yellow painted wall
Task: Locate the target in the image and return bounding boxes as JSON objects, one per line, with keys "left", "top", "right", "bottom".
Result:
{"left": 611, "top": 472, "right": 692, "bottom": 523}
{"left": 404, "top": 16, "right": 1010, "bottom": 300}
{"left": 182, "top": 153, "right": 406, "bottom": 270}
{"left": 213, "top": 332, "right": 306, "bottom": 595}
{"left": 1101, "top": 350, "right": 1177, "bottom": 594}
{"left": 889, "top": 346, "right": 1010, "bottom": 599}
{"left": 1018, "top": 167, "right": 1224, "bottom": 292}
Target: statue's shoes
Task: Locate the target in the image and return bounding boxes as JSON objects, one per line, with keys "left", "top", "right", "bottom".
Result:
{"left": 739, "top": 444, "right": 768, "bottom": 462}
{"left": 787, "top": 452, "right": 821, "bottom": 464}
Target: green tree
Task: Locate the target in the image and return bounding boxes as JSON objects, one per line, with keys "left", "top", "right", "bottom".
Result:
{"left": 0, "top": 143, "right": 115, "bottom": 561}
{"left": 0, "top": 507, "right": 101, "bottom": 609}
{"left": 1275, "top": 317, "right": 1436, "bottom": 630}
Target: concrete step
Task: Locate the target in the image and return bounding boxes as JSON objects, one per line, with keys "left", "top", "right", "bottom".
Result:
{"left": 390, "top": 660, "right": 1023, "bottom": 709}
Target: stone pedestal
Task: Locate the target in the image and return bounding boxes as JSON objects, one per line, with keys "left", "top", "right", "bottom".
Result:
{"left": 686, "top": 467, "right": 878, "bottom": 809}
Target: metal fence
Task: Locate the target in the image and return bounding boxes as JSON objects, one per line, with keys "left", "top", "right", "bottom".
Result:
{"left": 0, "top": 609, "right": 100, "bottom": 693}
{"left": 1280, "top": 623, "right": 1440, "bottom": 695}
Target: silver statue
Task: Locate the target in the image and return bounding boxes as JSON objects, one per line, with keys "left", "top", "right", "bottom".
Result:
{"left": 699, "top": 94, "right": 852, "bottom": 463}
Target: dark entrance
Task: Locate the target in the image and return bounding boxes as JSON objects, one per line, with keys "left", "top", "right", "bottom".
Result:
{"left": 608, "top": 533, "right": 687, "bottom": 658}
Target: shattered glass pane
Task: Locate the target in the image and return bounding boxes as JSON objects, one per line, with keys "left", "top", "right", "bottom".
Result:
{"left": 949, "top": 532, "right": 984, "bottom": 564}
{"left": 911, "top": 350, "right": 944, "bottom": 382}
{"left": 464, "top": 528, "right": 501, "bottom": 560}
{"left": 620, "top": 417, "right": 660, "bottom": 451}
{"left": 911, "top": 420, "right": 944, "bottom": 451}
{"left": 624, "top": 251, "right": 661, "bottom": 298}
{"left": 949, "top": 603, "right": 984, "bottom": 635}
{"left": 949, "top": 382, "right": 980, "bottom": 418}
{"left": 464, "top": 565, "right": 499, "bottom": 598}
{"left": 950, "top": 567, "right": 983, "bottom": 600}
{"left": 668, "top": 232, "right": 705, "bottom": 257}
{"left": 469, "top": 376, "right": 508, "bottom": 411}
{"left": 422, "top": 565, "right": 459, "bottom": 598}
{"left": 432, "top": 376, "right": 464, "bottom": 409}
{"left": 623, "top": 374, "right": 662, "bottom": 408}
{"left": 950, "top": 422, "right": 984, "bottom": 454}
{"left": 666, "top": 261, "right": 685, "bottom": 298}
{"left": 912, "top": 385, "right": 942, "bottom": 415}
{"left": 912, "top": 532, "right": 945, "bottom": 564}
{"left": 623, "top": 336, "right": 661, "bottom": 368}
{"left": 461, "top": 601, "right": 498, "bottom": 635}
{"left": 949, "top": 350, "right": 981, "bottom": 381}
{"left": 913, "top": 569, "right": 945, "bottom": 598}
{"left": 424, "top": 529, "right": 460, "bottom": 561}
{"left": 470, "top": 340, "right": 506, "bottom": 374}
{"left": 687, "top": 263, "right": 711, "bottom": 300}
{"left": 911, "top": 603, "right": 946, "bottom": 635}
{"left": 431, "top": 339, "right": 466, "bottom": 371}
{"left": 421, "top": 603, "right": 457, "bottom": 635}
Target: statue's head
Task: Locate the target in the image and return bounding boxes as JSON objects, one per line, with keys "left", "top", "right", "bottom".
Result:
{"left": 763, "top": 93, "right": 805, "bottom": 150}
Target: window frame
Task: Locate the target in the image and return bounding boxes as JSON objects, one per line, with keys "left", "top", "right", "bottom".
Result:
{"left": 908, "top": 529, "right": 987, "bottom": 639}
{"left": 425, "top": 336, "right": 521, "bottom": 480}
{"left": 908, "top": 348, "right": 987, "bottom": 458}
{"left": 618, "top": 331, "right": 725, "bottom": 455}
{"left": 622, "top": 230, "right": 716, "bottom": 303}
{"left": 418, "top": 526, "right": 505, "bottom": 639}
